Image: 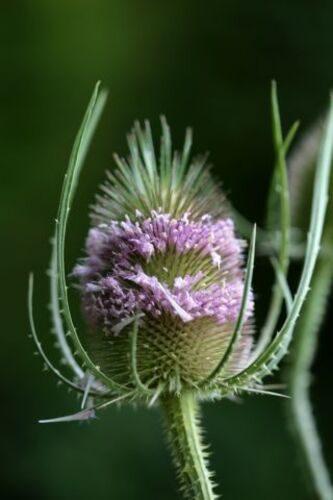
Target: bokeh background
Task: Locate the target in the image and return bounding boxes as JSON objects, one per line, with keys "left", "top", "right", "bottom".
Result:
{"left": 1, "top": 1, "right": 332, "bottom": 499}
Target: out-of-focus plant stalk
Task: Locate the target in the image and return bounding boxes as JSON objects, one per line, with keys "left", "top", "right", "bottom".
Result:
{"left": 287, "top": 116, "right": 333, "bottom": 500}
{"left": 287, "top": 246, "right": 333, "bottom": 500}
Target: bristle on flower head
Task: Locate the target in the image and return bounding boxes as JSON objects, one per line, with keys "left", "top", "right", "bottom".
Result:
{"left": 91, "top": 118, "right": 228, "bottom": 224}
{"left": 74, "top": 120, "right": 254, "bottom": 393}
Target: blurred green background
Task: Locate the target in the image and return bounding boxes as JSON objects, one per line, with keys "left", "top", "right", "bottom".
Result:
{"left": 1, "top": 1, "right": 332, "bottom": 498}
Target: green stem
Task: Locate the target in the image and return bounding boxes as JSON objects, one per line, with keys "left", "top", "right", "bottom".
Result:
{"left": 161, "top": 392, "right": 218, "bottom": 500}
{"left": 287, "top": 251, "right": 333, "bottom": 500}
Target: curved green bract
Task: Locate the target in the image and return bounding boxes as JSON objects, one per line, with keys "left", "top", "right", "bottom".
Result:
{"left": 270, "top": 257, "right": 292, "bottom": 314}
{"left": 200, "top": 225, "right": 256, "bottom": 386}
{"left": 55, "top": 82, "right": 128, "bottom": 393}
{"left": 39, "top": 392, "right": 134, "bottom": 424}
{"left": 130, "top": 319, "right": 153, "bottom": 394}
{"left": 50, "top": 240, "right": 110, "bottom": 395}
{"left": 49, "top": 240, "right": 84, "bottom": 380}
{"left": 224, "top": 95, "right": 333, "bottom": 389}
{"left": 28, "top": 274, "right": 108, "bottom": 399}
{"left": 253, "top": 82, "right": 296, "bottom": 357}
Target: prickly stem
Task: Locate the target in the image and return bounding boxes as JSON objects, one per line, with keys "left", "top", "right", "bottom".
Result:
{"left": 161, "top": 392, "right": 218, "bottom": 500}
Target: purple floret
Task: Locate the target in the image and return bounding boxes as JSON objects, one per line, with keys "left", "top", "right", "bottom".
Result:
{"left": 74, "top": 211, "right": 253, "bottom": 335}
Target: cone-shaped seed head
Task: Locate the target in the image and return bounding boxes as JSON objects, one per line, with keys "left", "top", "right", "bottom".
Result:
{"left": 74, "top": 120, "right": 254, "bottom": 392}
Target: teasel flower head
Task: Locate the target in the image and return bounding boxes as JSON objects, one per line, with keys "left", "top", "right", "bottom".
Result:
{"left": 28, "top": 81, "right": 333, "bottom": 427}
{"left": 74, "top": 200, "right": 254, "bottom": 391}
{"left": 28, "top": 82, "right": 333, "bottom": 500}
